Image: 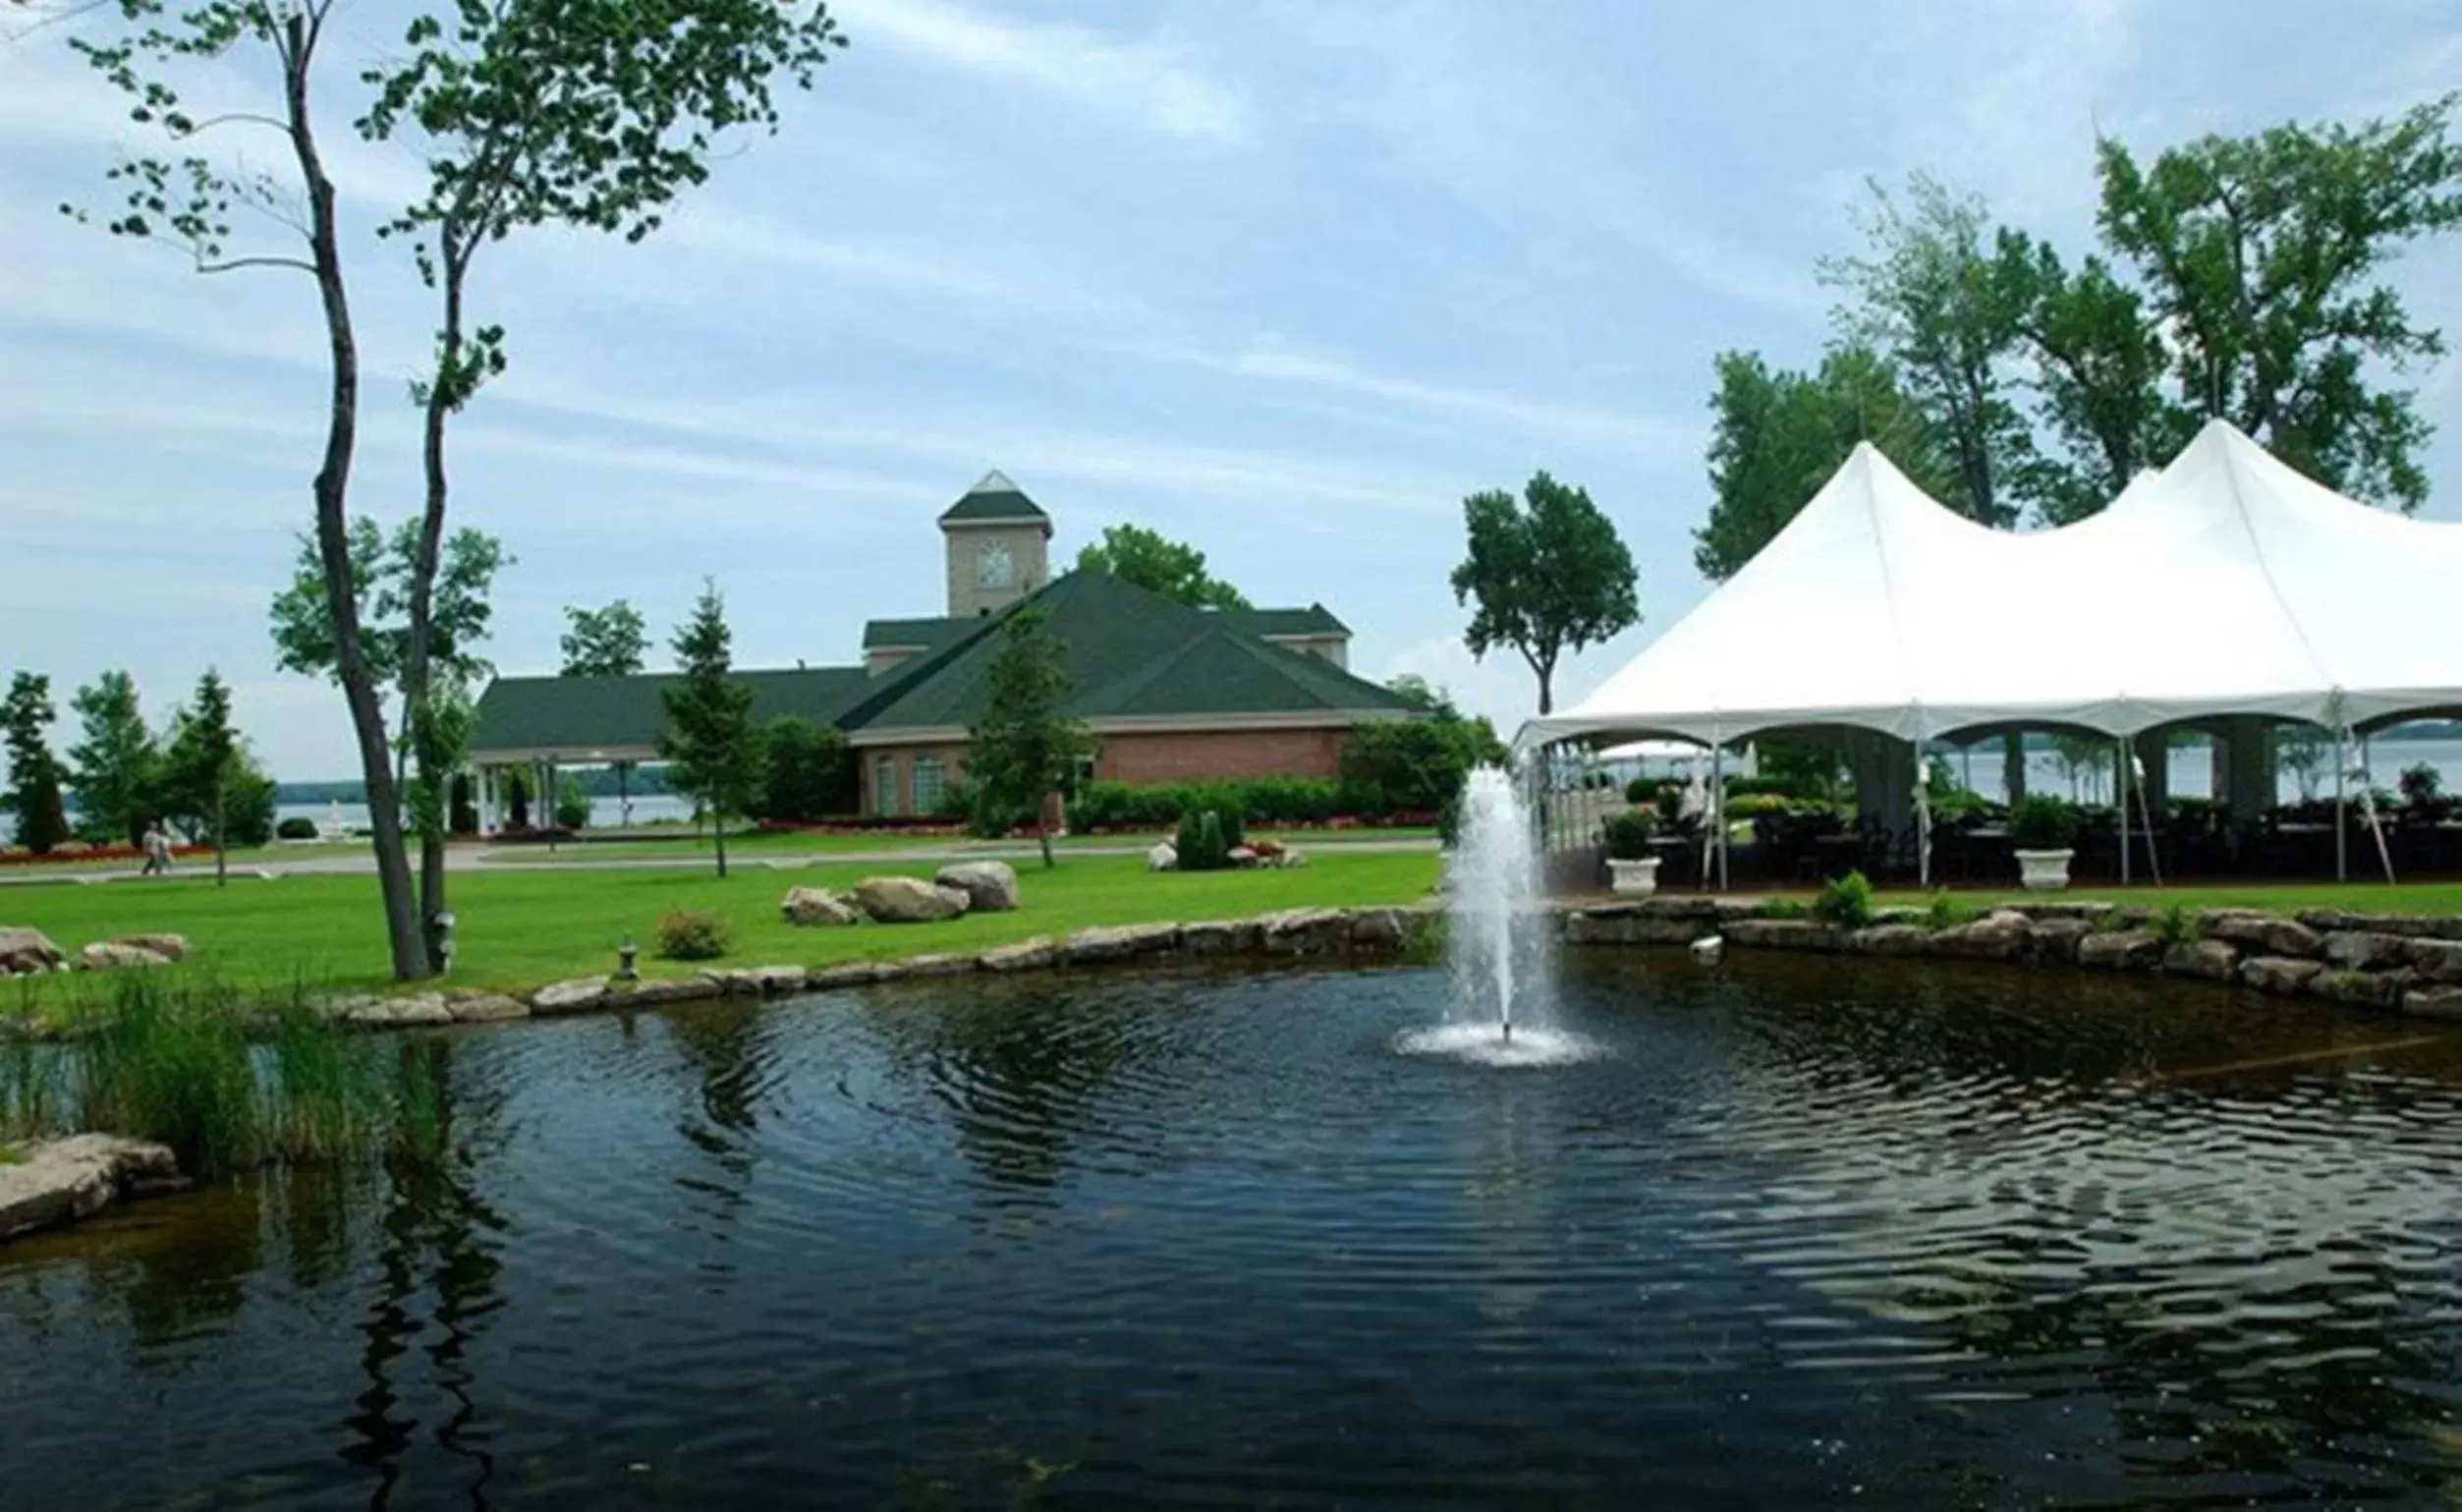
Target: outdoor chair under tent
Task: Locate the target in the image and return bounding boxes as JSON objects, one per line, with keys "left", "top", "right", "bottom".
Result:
{"left": 1518, "top": 420, "right": 2462, "bottom": 894}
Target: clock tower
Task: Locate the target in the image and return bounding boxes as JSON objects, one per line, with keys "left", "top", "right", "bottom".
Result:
{"left": 939, "top": 469, "right": 1053, "bottom": 619}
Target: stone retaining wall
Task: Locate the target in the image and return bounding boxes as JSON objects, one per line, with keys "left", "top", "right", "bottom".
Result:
{"left": 1561, "top": 898, "right": 2462, "bottom": 1024}
{"left": 330, "top": 905, "right": 1444, "bottom": 1030}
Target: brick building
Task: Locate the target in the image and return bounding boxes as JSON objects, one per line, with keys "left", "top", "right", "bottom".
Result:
{"left": 470, "top": 472, "right": 1414, "bottom": 820}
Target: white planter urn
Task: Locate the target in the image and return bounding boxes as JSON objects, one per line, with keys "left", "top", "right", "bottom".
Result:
{"left": 1607, "top": 857, "right": 1662, "bottom": 897}
{"left": 2014, "top": 848, "right": 2075, "bottom": 892}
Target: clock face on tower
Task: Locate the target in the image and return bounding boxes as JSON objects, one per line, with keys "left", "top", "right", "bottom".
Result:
{"left": 978, "top": 540, "right": 1016, "bottom": 590}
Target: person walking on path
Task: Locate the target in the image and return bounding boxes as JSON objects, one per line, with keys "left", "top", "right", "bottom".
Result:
{"left": 140, "top": 821, "right": 172, "bottom": 877}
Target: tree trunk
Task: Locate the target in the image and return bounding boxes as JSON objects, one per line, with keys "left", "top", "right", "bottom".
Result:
{"left": 404, "top": 238, "right": 471, "bottom": 976}
{"left": 1038, "top": 802, "right": 1055, "bottom": 870}
{"left": 714, "top": 809, "right": 728, "bottom": 879}
{"left": 213, "top": 780, "right": 226, "bottom": 888}
{"left": 1535, "top": 659, "right": 1555, "bottom": 717}
{"left": 285, "top": 12, "right": 427, "bottom": 981}
{"left": 2002, "top": 732, "right": 2026, "bottom": 804}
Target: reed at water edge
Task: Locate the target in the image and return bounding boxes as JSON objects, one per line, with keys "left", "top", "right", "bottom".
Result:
{"left": 1, "top": 975, "right": 448, "bottom": 1179}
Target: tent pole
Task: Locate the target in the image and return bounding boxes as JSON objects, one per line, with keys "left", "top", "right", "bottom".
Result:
{"left": 2132, "top": 747, "right": 2163, "bottom": 887}
{"left": 2334, "top": 726, "right": 2349, "bottom": 883}
{"left": 1915, "top": 735, "right": 1931, "bottom": 889}
{"left": 2356, "top": 732, "right": 2396, "bottom": 886}
{"left": 1711, "top": 742, "right": 1728, "bottom": 893}
{"left": 2116, "top": 737, "right": 2130, "bottom": 887}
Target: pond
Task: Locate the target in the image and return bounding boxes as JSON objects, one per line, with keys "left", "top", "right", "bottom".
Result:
{"left": 7, "top": 955, "right": 2462, "bottom": 1509}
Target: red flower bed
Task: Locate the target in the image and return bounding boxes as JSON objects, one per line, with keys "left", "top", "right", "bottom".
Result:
{"left": 0, "top": 843, "right": 211, "bottom": 868}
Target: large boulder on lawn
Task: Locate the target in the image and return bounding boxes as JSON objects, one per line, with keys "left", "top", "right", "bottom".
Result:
{"left": 934, "top": 861, "right": 1021, "bottom": 913}
{"left": 0, "top": 927, "right": 65, "bottom": 976}
{"left": 78, "top": 941, "right": 173, "bottom": 972}
{"left": 855, "top": 875, "right": 971, "bottom": 924}
{"left": 115, "top": 933, "right": 190, "bottom": 963}
{"left": 1147, "top": 842, "right": 1178, "bottom": 872}
{"left": 781, "top": 886, "right": 863, "bottom": 927}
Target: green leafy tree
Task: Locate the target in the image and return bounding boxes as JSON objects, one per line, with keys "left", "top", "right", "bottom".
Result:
{"left": 560, "top": 600, "right": 649, "bottom": 677}
{"left": 68, "top": 671, "right": 163, "bottom": 847}
{"left": 1451, "top": 473, "right": 1640, "bottom": 716}
{"left": 967, "top": 609, "right": 1090, "bottom": 869}
{"left": 754, "top": 716, "right": 851, "bottom": 824}
{"left": 161, "top": 668, "right": 239, "bottom": 884}
{"left": 1, "top": 674, "right": 73, "bottom": 856}
{"left": 1991, "top": 231, "right": 2191, "bottom": 525}
{"left": 1075, "top": 524, "right": 1252, "bottom": 610}
{"left": 358, "top": 0, "right": 845, "bottom": 952}
{"left": 1820, "top": 174, "right": 2034, "bottom": 530}
{"left": 2096, "top": 95, "right": 2462, "bottom": 511}
{"left": 1695, "top": 345, "right": 1951, "bottom": 581}
{"left": 269, "top": 517, "right": 506, "bottom": 964}
{"left": 658, "top": 581, "right": 762, "bottom": 878}
{"left": 59, "top": 0, "right": 424, "bottom": 974}
{"left": 1340, "top": 712, "right": 1508, "bottom": 815}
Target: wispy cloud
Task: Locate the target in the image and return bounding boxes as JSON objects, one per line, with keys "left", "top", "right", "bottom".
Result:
{"left": 833, "top": 0, "right": 1253, "bottom": 145}
{"left": 1162, "top": 341, "right": 1703, "bottom": 453}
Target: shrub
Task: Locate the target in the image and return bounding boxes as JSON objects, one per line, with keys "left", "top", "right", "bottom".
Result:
{"left": 1625, "top": 777, "right": 1654, "bottom": 806}
{"left": 1923, "top": 892, "right": 1971, "bottom": 930}
{"left": 1436, "top": 794, "right": 1462, "bottom": 850}
{"left": 2010, "top": 793, "right": 2079, "bottom": 850}
{"left": 554, "top": 775, "right": 591, "bottom": 831}
{"left": 275, "top": 816, "right": 318, "bottom": 841}
{"left": 753, "top": 716, "right": 853, "bottom": 824}
{"left": 656, "top": 911, "right": 732, "bottom": 961}
{"left": 1724, "top": 793, "right": 1808, "bottom": 820}
{"left": 1217, "top": 807, "right": 1247, "bottom": 852}
{"left": 1653, "top": 782, "right": 1685, "bottom": 824}
{"left": 1811, "top": 869, "right": 1875, "bottom": 929}
{"left": 1175, "top": 810, "right": 1233, "bottom": 871}
{"left": 2152, "top": 903, "right": 2201, "bottom": 947}
{"left": 2400, "top": 761, "right": 2443, "bottom": 808}
{"left": 1603, "top": 809, "right": 1656, "bottom": 861}
{"left": 1339, "top": 711, "right": 1502, "bottom": 815}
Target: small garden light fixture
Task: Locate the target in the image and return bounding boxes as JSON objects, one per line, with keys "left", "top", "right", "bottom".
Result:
{"left": 617, "top": 934, "right": 640, "bottom": 981}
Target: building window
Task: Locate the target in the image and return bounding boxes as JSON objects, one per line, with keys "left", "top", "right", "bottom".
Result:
{"left": 874, "top": 756, "right": 901, "bottom": 816}
{"left": 911, "top": 756, "right": 947, "bottom": 814}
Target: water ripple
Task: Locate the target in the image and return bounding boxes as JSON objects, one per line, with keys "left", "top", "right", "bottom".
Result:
{"left": 4, "top": 953, "right": 2462, "bottom": 1509}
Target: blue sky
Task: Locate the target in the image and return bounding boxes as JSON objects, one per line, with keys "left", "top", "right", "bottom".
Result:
{"left": 4, "top": 0, "right": 2460, "bottom": 780}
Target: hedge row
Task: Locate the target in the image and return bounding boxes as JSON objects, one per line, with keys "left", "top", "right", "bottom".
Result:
{"left": 1069, "top": 778, "right": 1429, "bottom": 831}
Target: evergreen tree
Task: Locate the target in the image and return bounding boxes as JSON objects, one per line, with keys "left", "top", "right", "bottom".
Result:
{"left": 1, "top": 673, "right": 72, "bottom": 856}
{"left": 967, "top": 609, "right": 1089, "bottom": 869}
{"left": 163, "top": 669, "right": 240, "bottom": 885}
{"left": 658, "top": 581, "right": 761, "bottom": 878}
{"left": 68, "top": 671, "right": 162, "bottom": 847}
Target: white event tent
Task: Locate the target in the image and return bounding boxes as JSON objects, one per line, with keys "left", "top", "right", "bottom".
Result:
{"left": 1521, "top": 420, "right": 2462, "bottom": 884}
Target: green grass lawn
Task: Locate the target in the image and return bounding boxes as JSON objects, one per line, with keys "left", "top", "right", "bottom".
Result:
{"left": 476, "top": 825, "right": 1438, "bottom": 865}
{"left": 2, "top": 850, "right": 1442, "bottom": 1007}
{"left": 476, "top": 829, "right": 957, "bottom": 864}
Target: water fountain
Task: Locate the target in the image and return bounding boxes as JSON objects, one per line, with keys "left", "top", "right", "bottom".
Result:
{"left": 1399, "top": 764, "right": 1596, "bottom": 1066}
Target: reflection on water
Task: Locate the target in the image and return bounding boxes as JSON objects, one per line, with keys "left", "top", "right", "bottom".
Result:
{"left": 5, "top": 956, "right": 2462, "bottom": 1509}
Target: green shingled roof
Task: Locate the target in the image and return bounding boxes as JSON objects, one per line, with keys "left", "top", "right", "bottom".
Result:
{"left": 845, "top": 570, "right": 1411, "bottom": 733}
{"left": 472, "top": 667, "right": 874, "bottom": 756}
{"left": 860, "top": 615, "right": 979, "bottom": 652}
{"left": 1220, "top": 603, "right": 1350, "bottom": 639}
{"left": 937, "top": 468, "right": 1049, "bottom": 526}
{"left": 472, "top": 571, "right": 1395, "bottom": 756}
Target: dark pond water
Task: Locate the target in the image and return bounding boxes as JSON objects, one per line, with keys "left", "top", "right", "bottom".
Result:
{"left": 8, "top": 955, "right": 2462, "bottom": 1510}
